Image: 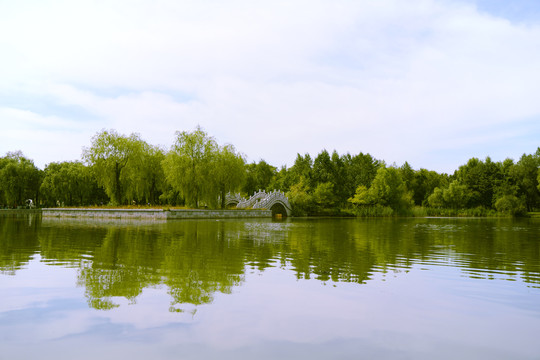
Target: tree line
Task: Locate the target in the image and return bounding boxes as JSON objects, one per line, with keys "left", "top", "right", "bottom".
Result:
{"left": 1, "top": 127, "right": 539, "bottom": 216}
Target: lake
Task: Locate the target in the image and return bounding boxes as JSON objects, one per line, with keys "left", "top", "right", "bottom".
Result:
{"left": 1, "top": 215, "right": 539, "bottom": 360}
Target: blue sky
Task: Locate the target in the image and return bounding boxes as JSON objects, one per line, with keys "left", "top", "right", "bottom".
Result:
{"left": 1, "top": 0, "right": 540, "bottom": 173}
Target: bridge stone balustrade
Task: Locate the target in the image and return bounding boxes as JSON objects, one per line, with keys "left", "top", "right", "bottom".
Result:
{"left": 226, "top": 190, "right": 292, "bottom": 216}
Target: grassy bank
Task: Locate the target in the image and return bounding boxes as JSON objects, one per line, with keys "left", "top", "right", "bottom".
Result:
{"left": 342, "top": 206, "right": 515, "bottom": 218}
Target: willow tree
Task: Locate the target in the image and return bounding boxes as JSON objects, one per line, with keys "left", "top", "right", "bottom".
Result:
{"left": 40, "top": 161, "right": 98, "bottom": 206}
{"left": 0, "top": 151, "right": 42, "bottom": 208}
{"left": 163, "top": 126, "right": 218, "bottom": 208}
{"left": 82, "top": 130, "right": 144, "bottom": 205}
{"left": 213, "top": 144, "right": 246, "bottom": 209}
{"left": 122, "top": 142, "right": 166, "bottom": 205}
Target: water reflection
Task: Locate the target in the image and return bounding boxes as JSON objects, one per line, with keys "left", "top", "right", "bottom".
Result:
{"left": 1, "top": 216, "right": 540, "bottom": 312}
{"left": 0, "top": 214, "right": 41, "bottom": 275}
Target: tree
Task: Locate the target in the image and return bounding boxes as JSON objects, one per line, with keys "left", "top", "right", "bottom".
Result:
{"left": 162, "top": 126, "right": 218, "bottom": 208}
{"left": 273, "top": 153, "right": 313, "bottom": 194}
{"left": 213, "top": 144, "right": 246, "bottom": 209}
{"left": 455, "top": 157, "right": 503, "bottom": 208}
{"left": 268, "top": 166, "right": 291, "bottom": 193}
{"left": 348, "top": 185, "right": 371, "bottom": 206}
{"left": 427, "top": 187, "right": 445, "bottom": 208}
{"left": 82, "top": 130, "right": 144, "bottom": 205}
{"left": 494, "top": 195, "right": 526, "bottom": 216}
{"left": 330, "top": 151, "right": 347, "bottom": 206}
{"left": 40, "top": 161, "right": 99, "bottom": 206}
{"left": 512, "top": 149, "right": 540, "bottom": 211}
{"left": 287, "top": 177, "right": 313, "bottom": 216}
{"left": 312, "top": 182, "right": 337, "bottom": 212}
{"left": 367, "top": 167, "right": 413, "bottom": 213}
{"left": 0, "top": 151, "right": 42, "bottom": 208}
{"left": 312, "top": 150, "right": 333, "bottom": 185}
{"left": 399, "top": 161, "right": 415, "bottom": 193}
{"left": 342, "top": 152, "right": 382, "bottom": 200}
{"left": 442, "top": 180, "right": 470, "bottom": 209}
{"left": 123, "top": 143, "right": 166, "bottom": 205}
{"left": 242, "top": 160, "right": 276, "bottom": 196}
{"left": 289, "top": 153, "right": 313, "bottom": 185}
{"left": 411, "top": 168, "right": 448, "bottom": 206}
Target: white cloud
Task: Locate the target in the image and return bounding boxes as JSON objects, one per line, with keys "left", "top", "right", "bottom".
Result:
{"left": 1, "top": 0, "right": 540, "bottom": 172}
{"left": 0, "top": 107, "right": 95, "bottom": 167}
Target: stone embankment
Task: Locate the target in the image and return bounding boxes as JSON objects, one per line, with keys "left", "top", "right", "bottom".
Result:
{"left": 0, "top": 209, "right": 42, "bottom": 214}
{"left": 41, "top": 208, "right": 271, "bottom": 219}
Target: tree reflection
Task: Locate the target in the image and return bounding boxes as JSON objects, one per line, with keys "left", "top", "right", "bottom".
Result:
{"left": 37, "top": 220, "right": 248, "bottom": 310}
{"left": 1, "top": 216, "right": 540, "bottom": 311}
{"left": 0, "top": 214, "right": 40, "bottom": 275}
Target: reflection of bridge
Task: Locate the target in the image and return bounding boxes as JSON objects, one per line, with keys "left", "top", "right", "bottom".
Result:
{"left": 226, "top": 190, "right": 292, "bottom": 216}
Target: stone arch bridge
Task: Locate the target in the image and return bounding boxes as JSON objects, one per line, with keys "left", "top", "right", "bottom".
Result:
{"left": 225, "top": 190, "right": 292, "bottom": 217}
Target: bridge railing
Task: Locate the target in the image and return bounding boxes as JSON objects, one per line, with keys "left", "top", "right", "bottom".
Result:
{"left": 225, "top": 192, "right": 243, "bottom": 206}
{"left": 252, "top": 190, "right": 291, "bottom": 211}
{"left": 228, "top": 190, "right": 291, "bottom": 214}
{"left": 237, "top": 190, "right": 267, "bottom": 208}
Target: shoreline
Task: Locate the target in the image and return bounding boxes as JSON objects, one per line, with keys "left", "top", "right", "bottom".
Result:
{"left": 0, "top": 208, "right": 272, "bottom": 219}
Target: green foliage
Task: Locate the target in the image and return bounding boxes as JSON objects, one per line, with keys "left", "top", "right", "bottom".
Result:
{"left": 0, "top": 151, "right": 42, "bottom": 208}
{"left": 512, "top": 149, "right": 540, "bottom": 211}
{"left": 2, "top": 128, "right": 539, "bottom": 217}
{"left": 455, "top": 157, "right": 503, "bottom": 208}
{"left": 162, "top": 127, "right": 246, "bottom": 209}
{"left": 163, "top": 126, "right": 218, "bottom": 208}
{"left": 287, "top": 177, "right": 313, "bottom": 216}
{"left": 351, "top": 204, "right": 394, "bottom": 217}
{"left": 343, "top": 152, "right": 381, "bottom": 190}
{"left": 213, "top": 144, "right": 246, "bottom": 209}
{"left": 442, "top": 180, "right": 470, "bottom": 209}
{"left": 289, "top": 153, "right": 313, "bottom": 186}
{"left": 312, "top": 182, "right": 337, "bottom": 213}
{"left": 427, "top": 187, "right": 445, "bottom": 208}
{"left": 268, "top": 166, "right": 290, "bottom": 193}
{"left": 122, "top": 143, "right": 166, "bottom": 205}
{"left": 243, "top": 160, "right": 276, "bottom": 195}
{"left": 422, "top": 153, "right": 539, "bottom": 216}
{"left": 423, "top": 206, "right": 499, "bottom": 217}
{"left": 312, "top": 150, "right": 333, "bottom": 185}
{"left": 399, "top": 161, "right": 415, "bottom": 192}
{"left": 40, "top": 161, "right": 103, "bottom": 207}
{"left": 82, "top": 129, "right": 148, "bottom": 205}
{"left": 367, "top": 167, "right": 413, "bottom": 214}
{"left": 410, "top": 168, "right": 448, "bottom": 206}
{"left": 494, "top": 195, "right": 526, "bottom": 216}
{"left": 427, "top": 181, "right": 470, "bottom": 210}
{"left": 347, "top": 167, "right": 413, "bottom": 216}
{"left": 348, "top": 185, "right": 371, "bottom": 206}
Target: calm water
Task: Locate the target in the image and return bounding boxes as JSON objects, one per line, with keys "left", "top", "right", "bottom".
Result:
{"left": 1, "top": 215, "right": 540, "bottom": 360}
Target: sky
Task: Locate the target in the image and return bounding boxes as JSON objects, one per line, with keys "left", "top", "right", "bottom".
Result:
{"left": 1, "top": 0, "right": 540, "bottom": 174}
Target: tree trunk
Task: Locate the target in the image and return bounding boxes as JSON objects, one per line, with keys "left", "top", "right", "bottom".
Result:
{"left": 115, "top": 162, "right": 121, "bottom": 205}
{"left": 221, "top": 188, "right": 226, "bottom": 209}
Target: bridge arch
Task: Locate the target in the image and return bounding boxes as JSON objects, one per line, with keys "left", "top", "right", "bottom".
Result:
{"left": 224, "top": 193, "right": 243, "bottom": 208}
{"left": 270, "top": 202, "right": 288, "bottom": 217}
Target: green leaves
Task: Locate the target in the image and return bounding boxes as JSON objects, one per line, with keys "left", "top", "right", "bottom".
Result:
{"left": 214, "top": 144, "right": 246, "bottom": 209}
{"left": 348, "top": 185, "right": 370, "bottom": 206}
{"left": 163, "top": 126, "right": 245, "bottom": 208}
{"left": 40, "top": 161, "right": 98, "bottom": 206}
{"left": 0, "top": 152, "right": 42, "bottom": 208}
{"left": 163, "top": 126, "right": 218, "bottom": 208}
{"left": 347, "top": 167, "right": 413, "bottom": 215}
{"left": 2, "top": 129, "right": 539, "bottom": 216}
{"left": 82, "top": 129, "right": 163, "bottom": 205}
